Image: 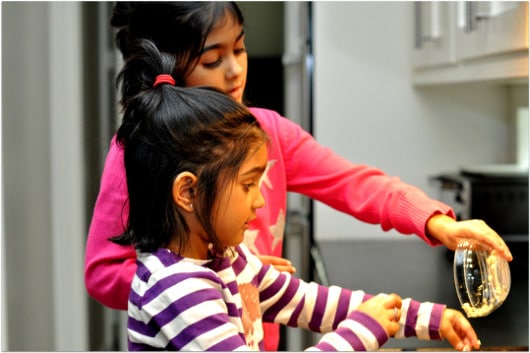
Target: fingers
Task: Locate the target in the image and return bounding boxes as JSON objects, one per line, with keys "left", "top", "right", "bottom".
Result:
{"left": 441, "top": 309, "right": 481, "bottom": 351}
{"left": 428, "top": 215, "right": 513, "bottom": 261}
{"left": 467, "top": 220, "right": 512, "bottom": 259}
{"left": 383, "top": 293, "right": 402, "bottom": 325}
{"left": 442, "top": 326, "right": 467, "bottom": 351}
{"left": 464, "top": 219, "right": 513, "bottom": 261}
{"left": 257, "top": 254, "right": 287, "bottom": 265}
{"left": 273, "top": 264, "right": 296, "bottom": 274}
{"left": 444, "top": 330, "right": 480, "bottom": 351}
{"left": 384, "top": 293, "right": 402, "bottom": 310}
{"left": 391, "top": 307, "right": 400, "bottom": 323}
{"left": 257, "top": 255, "right": 297, "bottom": 273}
{"left": 355, "top": 293, "right": 402, "bottom": 337}
{"left": 453, "top": 219, "right": 513, "bottom": 261}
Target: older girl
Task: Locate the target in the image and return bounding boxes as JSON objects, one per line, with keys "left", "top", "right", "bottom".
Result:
{"left": 84, "top": 2, "right": 510, "bottom": 350}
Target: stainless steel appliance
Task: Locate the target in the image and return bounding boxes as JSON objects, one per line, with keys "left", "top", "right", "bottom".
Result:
{"left": 432, "top": 164, "right": 529, "bottom": 238}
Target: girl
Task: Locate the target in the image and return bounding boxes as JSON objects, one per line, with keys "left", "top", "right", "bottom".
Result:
{"left": 113, "top": 39, "right": 480, "bottom": 351}
{"left": 84, "top": 2, "right": 511, "bottom": 350}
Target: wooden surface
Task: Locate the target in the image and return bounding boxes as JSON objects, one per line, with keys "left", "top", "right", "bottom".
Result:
{"left": 317, "top": 239, "right": 529, "bottom": 350}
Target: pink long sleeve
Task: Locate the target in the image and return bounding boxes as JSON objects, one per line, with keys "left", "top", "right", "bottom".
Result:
{"left": 84, "top": 136, "right": 135, "bottom": 310}
{"left": 250, "top": 107, "right": 455, "bottom": 245}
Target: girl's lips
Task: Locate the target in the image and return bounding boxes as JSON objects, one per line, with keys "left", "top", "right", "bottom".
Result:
{"left": 243, "top": 216, "right": 256, "bottom": 229}
{"left": 228, "top": 86, "right": 243, "bottom": 101}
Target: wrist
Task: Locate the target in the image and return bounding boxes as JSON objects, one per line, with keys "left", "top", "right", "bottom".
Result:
{"left": 426, "top": 213, "right": 455, "bottom": 239}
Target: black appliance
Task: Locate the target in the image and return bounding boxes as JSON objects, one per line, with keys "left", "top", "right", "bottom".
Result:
{"left": 432, "top": 164, "right": 529, "bottom": 238}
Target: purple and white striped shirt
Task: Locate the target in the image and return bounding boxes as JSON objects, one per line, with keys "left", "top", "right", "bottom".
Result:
{"left": 126, "top": 244, "right": 444, "bottom": 351}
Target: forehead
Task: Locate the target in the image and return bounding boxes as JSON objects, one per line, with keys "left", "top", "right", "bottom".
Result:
{"left": 240, "top": 143, "right": 268, "bottom": 172}
{"left": 204, "top": 14, "right": 244, "bottom": 47}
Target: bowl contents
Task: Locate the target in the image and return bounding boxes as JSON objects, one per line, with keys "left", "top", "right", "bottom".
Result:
{"left": 453, "top": 240, "right": 511, "bottom": 318}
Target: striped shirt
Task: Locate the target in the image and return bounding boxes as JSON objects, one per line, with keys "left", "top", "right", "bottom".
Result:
{"left": 127, "top": 244, "right": 444, "bottom": 351}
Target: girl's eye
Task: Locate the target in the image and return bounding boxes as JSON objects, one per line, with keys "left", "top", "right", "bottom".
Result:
{"left": 243, "top": 182, "right": 256, "bottom": 191}
{"left": 203, "top": 57, "right": 222, "bottom": 69}
{"left": 235, "top": 47, "right": 247, "bottom": 55}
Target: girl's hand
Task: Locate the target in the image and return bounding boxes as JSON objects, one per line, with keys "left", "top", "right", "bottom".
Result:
{"left": 356, "top": 293, "right": 402, "bottom": 337}
{"left": 258, "top": 255, "right": 296, "bottom": 274}
{"left": 439, "top": 309, "right": 481, "bottom": 351}
{"left": 426, "top": 214, "right": 513, "bottom": 261}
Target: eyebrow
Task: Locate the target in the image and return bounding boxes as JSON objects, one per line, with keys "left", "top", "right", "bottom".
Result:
{"left": 200, "top": 29, "right": 245, "bottom": 54}
{"left": 240, "top": 165, "right": 266, "bottom": 177}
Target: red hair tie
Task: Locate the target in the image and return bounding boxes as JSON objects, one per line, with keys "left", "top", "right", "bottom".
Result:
{"left": 153, "top": 74, "right": 175, "bottom": 88}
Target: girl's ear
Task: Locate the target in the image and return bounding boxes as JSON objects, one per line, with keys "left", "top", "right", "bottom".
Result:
{"left": 172, "top": 172, "right": 198, "bottom": 212}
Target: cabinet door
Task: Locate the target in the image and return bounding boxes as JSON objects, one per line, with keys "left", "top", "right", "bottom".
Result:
{"left": 455, "top": 1, "right": 528, "bottom": 61}
{"left": 412, "top": 1, "right": 454, "bottom": 68}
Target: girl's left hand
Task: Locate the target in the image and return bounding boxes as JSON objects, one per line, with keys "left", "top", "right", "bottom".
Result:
{"left": 258, "top": 255, "right": 297, "bottom": 274}
{"left": 439, "top": 308, "right": 481, "bottom": 351}
{"left": 426, "top": 214, "right": 513, "bottom": 261}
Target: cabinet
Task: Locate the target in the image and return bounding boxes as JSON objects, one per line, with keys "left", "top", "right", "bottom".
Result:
{"left": 412, "top": 2, "right": 455, "bottom": 68}
{"left": 455, "top": 2, "right": 527, "bottom": 61}
{"left": 412, "top": 1, "right": 528, "bottom": 85}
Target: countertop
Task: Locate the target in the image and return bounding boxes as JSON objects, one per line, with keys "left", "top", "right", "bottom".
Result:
{"left": 316, "top": 239, "right": 529, "bottom": 351}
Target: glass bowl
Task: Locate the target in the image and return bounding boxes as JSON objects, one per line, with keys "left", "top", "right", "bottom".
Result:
{"left": 453, "top": 240, "right": 511, "bottom": 318}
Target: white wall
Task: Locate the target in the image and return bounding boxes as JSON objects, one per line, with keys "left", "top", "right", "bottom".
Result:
{"left": 2, "top": 2, "right": 88, "bottom": 350}
{"left": 312, "top": 2, "right": 525, "bottom": 241}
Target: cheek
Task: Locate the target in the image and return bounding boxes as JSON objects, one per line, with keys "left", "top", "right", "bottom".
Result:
{"left": 185, "top": 69, "right": 222, "bottom": 88}
{"left": 213, "top": 213, "right": 243, "bottom": 247}
{"left": 241, "top": 55, "right": 248, "bottom": 71}
{"left": 239, "top": 57, "right": 248, "bottom": 79}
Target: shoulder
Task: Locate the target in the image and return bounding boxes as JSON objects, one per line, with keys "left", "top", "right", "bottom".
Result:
{"left": 136, "top": 250, "right": 224, "bottom": 292}
{"left": 101, "top": 134, "right": 125, "bottom": 175}
{"left": 131, "top": 252, "right": 228, "bottom": 322}
{"left": 247, "top": 107, "right": 307, "bottom": 140}
{"left": 248, "top": 106, "right": 281, "bottom": 118}
{"left": 108, "top": 134, "right": 124, "bottom": 157}
{"left": 248, "top": 107, "right": 285, "bottom": 128}
{"left": 229, "top": 245, "right": 267, "bottom": 282}
{"left": 234, "top": 244, "right": 262, "bottom": 267}
{"left": 96, "top": 134, "right": 127, "bottom": 193}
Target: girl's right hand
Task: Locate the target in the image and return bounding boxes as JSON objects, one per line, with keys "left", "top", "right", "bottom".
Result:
{"left": 258, "top": 255, "right": 296, "bottom": 274}
{"left": 356, "top": 293, "right": 402, "bottom": 337}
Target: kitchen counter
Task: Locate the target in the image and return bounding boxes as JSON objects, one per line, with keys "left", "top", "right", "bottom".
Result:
{"left": 316, "top": 239, "right": 528, "bottom": 351}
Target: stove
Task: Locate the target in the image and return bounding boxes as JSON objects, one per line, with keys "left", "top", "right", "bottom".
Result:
{"left": 431, "top": 165, "right": 528, "bottom": 239}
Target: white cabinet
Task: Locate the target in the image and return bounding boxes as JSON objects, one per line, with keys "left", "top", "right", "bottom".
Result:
{"left": 412, "top": 2, "right": 455, "bottom": 68}
{"left": 455, "top": 2, "right": 527, "bottom": 60}
{"left": 412, "top": 1, "right": 528, "bottom": 85}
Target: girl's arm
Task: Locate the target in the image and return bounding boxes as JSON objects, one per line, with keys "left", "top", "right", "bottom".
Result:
{"left": 84, "top": 136, "right": 136, "bottom": 310}
{"left": 254, "top": 108, "right": 452, "bottom": 243}
{"left": 250, "top": 246, "right": 477, "bottom": 351}
{"left": 253, "top": 108, "right": 510, "bottom": 257}
{"left": 395, "top": 299, "right": 481, "bottom": 351}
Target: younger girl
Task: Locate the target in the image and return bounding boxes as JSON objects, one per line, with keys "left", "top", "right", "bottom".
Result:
{"left": 113, "top": 39, "right": 480, "bottom": 351}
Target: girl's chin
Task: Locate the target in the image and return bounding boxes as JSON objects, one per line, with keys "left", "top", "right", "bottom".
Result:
{"left": 233, "top": 230, "right": 246, "bottom": 246}
{"left": 228, "top": 87, "right": 244, "bottom": 102}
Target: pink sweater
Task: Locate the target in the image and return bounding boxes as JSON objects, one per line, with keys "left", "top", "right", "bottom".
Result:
{"left": 84, "top": 107, "right": 453, "bottom": 348}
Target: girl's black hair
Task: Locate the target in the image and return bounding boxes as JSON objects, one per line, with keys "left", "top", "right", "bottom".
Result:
{"left": 111, "top": 39, "right": 266, "bottom": 256}
{"left": 111, "top": 2, "right": 244, "bottom": 86}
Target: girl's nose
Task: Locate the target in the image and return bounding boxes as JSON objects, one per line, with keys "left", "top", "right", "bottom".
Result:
{"left": 253, "top": 189, "right": 265, "bottom": 210}
{"left": 226, "top": 55, "right": 244, "bottom": 79}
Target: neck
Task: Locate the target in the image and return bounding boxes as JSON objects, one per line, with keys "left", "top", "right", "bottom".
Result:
{"left": 168, "top": 233, "right": 210, "bottom": 260}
